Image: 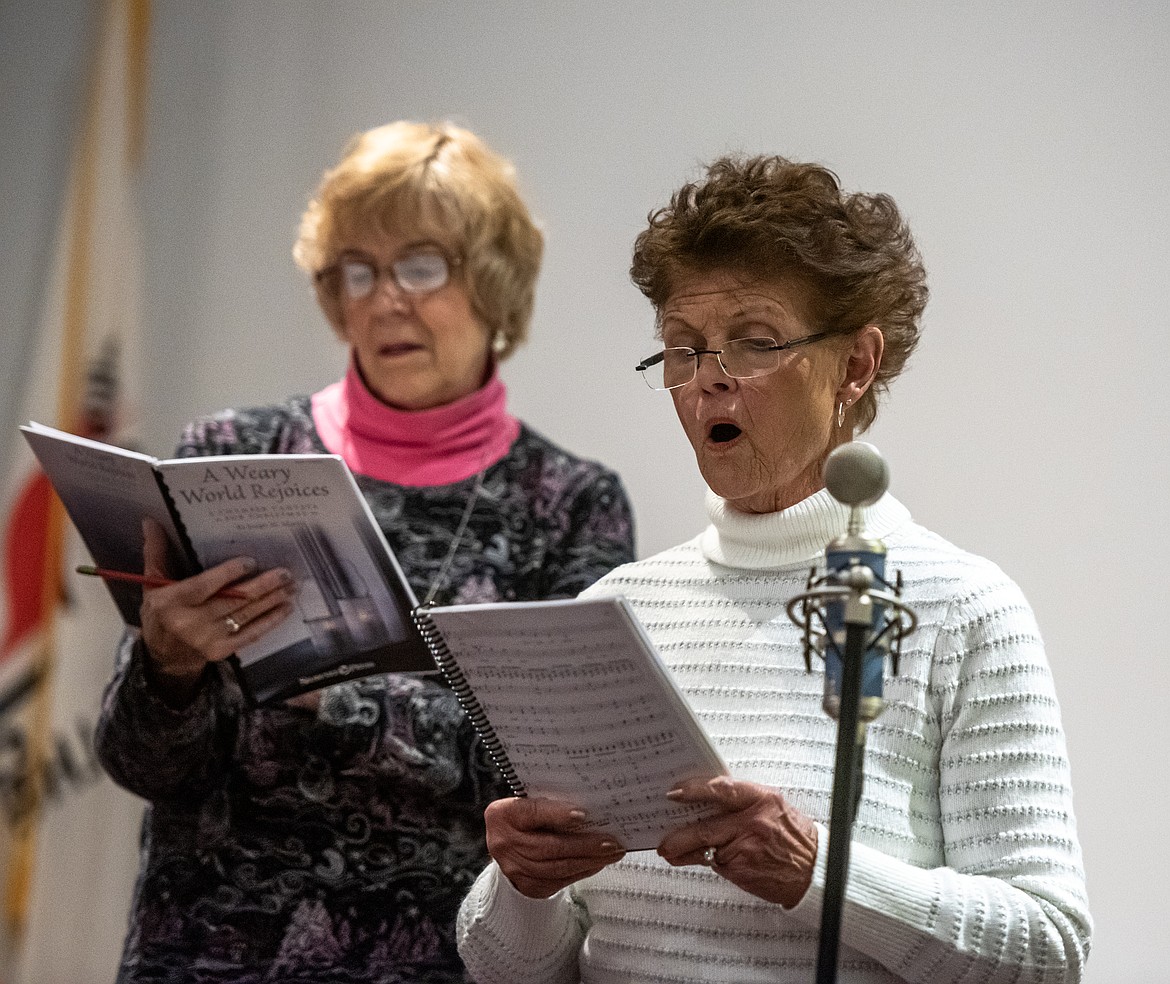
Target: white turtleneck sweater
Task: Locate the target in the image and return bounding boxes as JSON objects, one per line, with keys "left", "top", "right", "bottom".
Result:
{"left": 456, "top": 489, "right": 1091, "bottom": 984}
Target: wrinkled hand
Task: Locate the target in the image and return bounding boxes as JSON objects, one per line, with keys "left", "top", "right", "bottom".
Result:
{"left": 484, "top": 796, "right": 627, "bottom": 899}
{"left": 138, "top": 518, "right": 297, "bottom": 699}
{"left": 657, "top": 776, "right": 818, "bottom": 908}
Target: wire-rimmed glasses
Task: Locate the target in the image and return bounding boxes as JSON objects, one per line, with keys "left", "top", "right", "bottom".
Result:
{"left": 634, "top": 332, "right": 833, "bottom": 390}
{"left": 315, "top": 249, "right": 462, "bottom": 301}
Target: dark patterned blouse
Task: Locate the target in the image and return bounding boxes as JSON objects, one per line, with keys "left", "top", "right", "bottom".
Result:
{"left": 95, "top": 397, "right": 635, "bottom": 984}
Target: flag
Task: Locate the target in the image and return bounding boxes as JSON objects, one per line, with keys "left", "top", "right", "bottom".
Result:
{"left": 0, "top": 0, "right": 152, "bottom": 979}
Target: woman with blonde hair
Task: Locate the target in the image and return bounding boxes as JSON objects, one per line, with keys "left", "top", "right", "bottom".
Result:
{"left": 96, "top": 121, "right": 635, "bottom": 983}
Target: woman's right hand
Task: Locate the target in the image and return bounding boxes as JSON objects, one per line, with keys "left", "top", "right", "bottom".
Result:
{"left": 138, "top": 518, "right": 297, "bottom": 699}
{"left": 484, "top": 796, "right": 627, "bottom": 899}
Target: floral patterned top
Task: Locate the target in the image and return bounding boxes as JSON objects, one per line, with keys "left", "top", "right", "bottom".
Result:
{"left": 95, "top": 396, "right": 635, "bottom": 984}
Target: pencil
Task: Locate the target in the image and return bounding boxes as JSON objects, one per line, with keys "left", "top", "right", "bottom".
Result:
{"left": 76, "top": 564, "right": 251, "bottom": 599}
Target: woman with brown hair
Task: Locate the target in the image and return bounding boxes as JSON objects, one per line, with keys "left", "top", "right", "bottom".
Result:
{"left": 457, "top": 154, "right": 1091, "bottom": 984}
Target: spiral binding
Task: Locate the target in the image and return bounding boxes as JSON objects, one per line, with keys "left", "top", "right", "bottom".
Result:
{"left": 150, "top": 470, "right": 202, "bottom": 578}
{"left": 411, "top": 607, "right": 525, "bottom": 796}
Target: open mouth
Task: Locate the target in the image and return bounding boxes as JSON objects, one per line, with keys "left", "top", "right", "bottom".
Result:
{"left": 709, "top": 423, "right": 742, "bottom": 444}
{"left": 380, "top": 342, "right": 424, "bottom": 357}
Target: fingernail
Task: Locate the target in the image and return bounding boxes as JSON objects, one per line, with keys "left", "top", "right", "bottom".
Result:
{"left": 569, "top": 809, "right": 587, "bottom": 821}
{"left": 275, "top": 568, "right": 294, "bottom": 585}
{"left": 600, "top": 840, "right": 624, "bottom": 854}
{"left": 666, "top": 788, "right": 684, "bottom": 800}
{"left": 240, "top": 557, "right": 258, "bottom": 573}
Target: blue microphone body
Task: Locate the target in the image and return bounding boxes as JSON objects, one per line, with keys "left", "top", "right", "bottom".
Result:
{"left": 817, "top": 442, "right": 896, "bottom": 722}
{"left": 821, "top": 535, "right": 889, "bottom": 722}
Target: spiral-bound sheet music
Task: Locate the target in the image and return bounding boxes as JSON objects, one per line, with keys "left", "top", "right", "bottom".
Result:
{"left": 415, "top": 595, "right": 728, "bottom": 851}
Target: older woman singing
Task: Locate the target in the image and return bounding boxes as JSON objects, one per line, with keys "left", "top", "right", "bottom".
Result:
{"left": 96, "top": 121, "right": 634, "bottom": 984}
{"left": 456, "top": 155, "right": 1091, "bottom": 983}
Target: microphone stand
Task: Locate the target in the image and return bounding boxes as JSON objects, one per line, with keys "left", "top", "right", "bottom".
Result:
{"left": 786, "top": 517, "right": 916, "bottom": 984}
{"left": 818, "top": 565, "right": 876, "bottom": 984}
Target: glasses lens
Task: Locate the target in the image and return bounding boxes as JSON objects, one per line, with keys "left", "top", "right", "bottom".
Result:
{"left": 636, "top": 349, "right": 696, "bottom": 390}
{"left": 721, "top": 337, "right": 780, "bottom": 378}
{"left": 393, "top": 252, "right": 450, "bottom": 293}
{"left": 340, "top": 260, "right": 376, "bottom": 300}
{"left": 662, "top": 348, "right": 700, "bottom": 388}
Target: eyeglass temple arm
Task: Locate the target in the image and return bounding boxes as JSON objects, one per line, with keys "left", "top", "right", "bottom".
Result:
{"left": 637, "top": 346, "right": 730, "bottom": 374}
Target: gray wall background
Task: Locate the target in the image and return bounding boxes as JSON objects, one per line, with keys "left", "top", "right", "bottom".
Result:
{"left": 2, "top": 1, "right": 1167, "bottom": 980}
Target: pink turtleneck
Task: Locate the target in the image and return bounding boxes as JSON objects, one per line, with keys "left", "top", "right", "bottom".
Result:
{"left": 310, "top": 361, "right": 521, "bottom": 487}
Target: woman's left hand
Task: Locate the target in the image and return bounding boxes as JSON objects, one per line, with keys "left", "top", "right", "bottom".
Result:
{"left": 657, "top": 776, "right": 818, "bottom": 908}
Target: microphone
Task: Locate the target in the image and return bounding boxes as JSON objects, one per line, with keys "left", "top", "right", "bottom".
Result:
{"left": 822, "top": 443, "right": 893, "bottom": 722}
{"left": 823, "top": 441, "right": 888, "bottom": 512}
{"left": 785, "top": 441, "right": 918, "bottom": 984}
{"left": 785, "top": 443, "right": 916, "bottom": 722}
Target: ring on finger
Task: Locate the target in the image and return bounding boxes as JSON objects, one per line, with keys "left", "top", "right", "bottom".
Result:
{"left": 702, "top": 846, "right": 718, "bottom": 866}
{"left": 224, "top": 614, "right": 243, "bottom": 635}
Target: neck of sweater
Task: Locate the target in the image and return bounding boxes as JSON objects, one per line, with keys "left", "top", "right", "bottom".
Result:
{"left": 699, "top": 487, "right": 912, "bottom": 570}
{"left": 310, "top": 361, "right": 521, "bottom": 487}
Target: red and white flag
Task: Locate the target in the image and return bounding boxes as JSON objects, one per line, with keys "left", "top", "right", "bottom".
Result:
{"left": 0, "top": 0, "right": 151, "bottom": 979}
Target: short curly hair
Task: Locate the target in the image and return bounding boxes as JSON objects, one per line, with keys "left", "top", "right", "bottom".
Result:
{"left": 630, "top": 155, "right": 927, "bottom": 432}
{"left": 294, "top": 121, "right": 543, "bottom": 360}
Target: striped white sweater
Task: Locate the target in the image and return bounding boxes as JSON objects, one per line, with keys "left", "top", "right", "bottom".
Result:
{"left": 457, "top": 489, "right": 1091, "bottom": 983}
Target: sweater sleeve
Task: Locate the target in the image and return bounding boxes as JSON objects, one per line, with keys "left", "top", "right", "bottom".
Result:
{"left": 787, "top": 569, "right": 1092, "bottom": 983}
{"left": 456, "top": 861, "right": 589, "bottom": 984}
{"left": 94, "top": 631, "right": 240, "bottom": 802}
